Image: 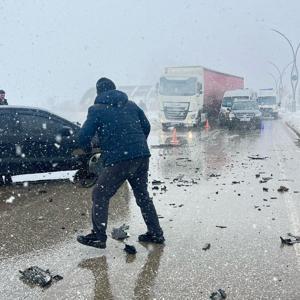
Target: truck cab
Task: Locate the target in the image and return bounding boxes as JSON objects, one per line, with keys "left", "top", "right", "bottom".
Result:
{"left": 257, "top": 89, "right": 279, "bottom": 119}
{"left": 219, "top": 89, "right": 257, "bottom": 126}
{"left": 158, "top": 67, "right": 204, "bottom": 131}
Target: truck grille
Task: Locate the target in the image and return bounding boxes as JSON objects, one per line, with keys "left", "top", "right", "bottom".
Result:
{"left": 163, "top": 102, "right": 190, "bottom": 120}
{"left": 235, "top": 113, "right": 255, "bottom": 119}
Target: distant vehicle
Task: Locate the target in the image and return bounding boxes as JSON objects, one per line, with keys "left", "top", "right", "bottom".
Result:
{"left": 257, "top": 89, "right": 279, "bottom": 119}
{"left": 219, "top": 89, "right": 257, "bottom": 126}
{"left": 157, "top": 66, "right": 244, "bottom": 131}
{"left": 0, "top": 106, "right": 91, "bottom": 183}
{"left": 228, "top": 100, "right": 262, "bottom": 129}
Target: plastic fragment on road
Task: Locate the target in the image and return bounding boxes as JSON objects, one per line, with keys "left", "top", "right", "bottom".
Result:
{"left": 210, "top": 289, "right": 227, "bottom": 299}
{"left": 209, "top": 173, "right": 221, "bottom": 178}
{"left": 202, "top": 243, "right": 211, "bottom": 251}
{"left": 5, "top": 196, "right": 15, "bottom": 204}
{"left": 216, "top": 225, "right": 227, "bottom": 229}
{"left": 111, "top": 224, "right": 129, "bottom": 240}
{"left": 280, "top": 233, "right": 300, "bottom": 245}
{"left": 277, "top": 186, "right": 289, "bottom": 193}
{"left": 152, "top": 180, "right": 165, "bottom": 185}
{"left": 124, "top": 244, "right": 137, "bottom": 254}
{"left": 19, "top": 266, "right": 63, "bottom": 287}
{"left": 248, "top": 155, "right": 268, "bottom": 160}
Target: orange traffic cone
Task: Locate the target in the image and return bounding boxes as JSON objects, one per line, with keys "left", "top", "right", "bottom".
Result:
{"left": 204, "top": 119, "right": 210, "bottom": 130}
{"left": 171, "top": 128, "right": 179, "bottom": 145}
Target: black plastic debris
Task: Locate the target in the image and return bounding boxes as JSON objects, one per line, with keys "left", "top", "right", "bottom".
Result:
{"left": 263, "top": 187, "right": 268, "bottom": 192}
{"left": 216, "top": 225, "right": 227, "bottom": 229}
{"left": 124, "top": 244, "right": 137, "bottom": 254}
{"left": 248, "top": 155, "right": 268, "bottom": 160}
{"left": 280, "top": 233, "right": 300, "bottom": 245}
{"left": 152, "top": 180, "right": 165, "bottom": 185}
{"left": 278, "top": 186, "right": 289, "bottom": 193}
{"left": 255, "top": 174, "right": 260, "bottom": 178}
{"left": 111, "top": 224, "right": 129, "bottom": 240}
{"left": 19, "top": 266, "right": 63, "bottom": 287}
{"left": 152, "top": 186, "right": 159, "bottom": 190}
{"left": 209, "top": 173, "right": 221, "bottom": 178}
{"left": 202, "top": 243, "right": 211, "bottom": 251}
{"left": 232, "top": 181, "right": 240, "bottom": 184}
{"left": 210, "top": 289, "right": 227, "bottom": 299}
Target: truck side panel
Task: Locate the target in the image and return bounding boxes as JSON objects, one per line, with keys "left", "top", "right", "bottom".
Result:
{"left": 203, "top": 69, "right": 244, "bottom": 115}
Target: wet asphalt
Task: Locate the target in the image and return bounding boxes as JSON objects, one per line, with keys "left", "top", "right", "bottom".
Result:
{"left": 1, "top": 119, "right": 300, "bottom": 299}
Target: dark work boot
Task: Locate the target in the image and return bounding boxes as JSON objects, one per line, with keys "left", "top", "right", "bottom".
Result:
{"left": 138, "top": 232, "right": 165, "bottom": 244}
{"left": 77, "top": 231, "right": 106, "bottom": 249}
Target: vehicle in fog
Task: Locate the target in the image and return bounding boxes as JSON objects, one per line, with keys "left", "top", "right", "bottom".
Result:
{"left": 257, "top": 88, "right": 279, "bottom": 119}
{"left": 219, "top": 88, "right": 257, "bottom": 126}
{"left": 228, "top": 99, "right": 262, "bottom": 129}
{"left": 0, "top": 106, "right": 89, "bottom": 182}
{"left": 158, "top": 66, "right": 244, "bottom": 131}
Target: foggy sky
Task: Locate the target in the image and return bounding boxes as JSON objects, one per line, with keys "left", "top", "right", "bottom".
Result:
{"left": 1, "top": 0, "right": 300, "bottom": 106}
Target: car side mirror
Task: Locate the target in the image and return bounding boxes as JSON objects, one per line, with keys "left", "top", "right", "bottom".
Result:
{"left": 59, "top": 126, "right": 73, "bottom": 137}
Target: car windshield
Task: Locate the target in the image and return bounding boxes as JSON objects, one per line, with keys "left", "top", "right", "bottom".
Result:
{"left": 232, "top": 101, "right": 259, "bottom": 110}
{"left": 159, "top": 77, "right": 197, "bottom": 96}
{"left": 222, "top": 96, "right": 249, "bottom": 107}
{"left": 257, "top": 96, "right": 276, "bottom": 105}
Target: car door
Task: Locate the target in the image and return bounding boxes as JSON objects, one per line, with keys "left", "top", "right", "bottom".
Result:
{"left": 18, "top": 110, "right": 79, "bottom": 173}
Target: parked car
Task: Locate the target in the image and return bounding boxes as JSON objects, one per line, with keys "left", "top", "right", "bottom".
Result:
{"left": 228, "top": 100, "right": 262, "bottom": 129}
{"left": 0, "top": 106, "right": 92, "bottom": 184}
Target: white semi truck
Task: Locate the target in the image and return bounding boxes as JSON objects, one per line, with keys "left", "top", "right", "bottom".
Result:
{"left": 157, "top": 66, "right": 244, "bottom": 130}
{"left": 257, "top": 89, "right": 279, "bottom": 119}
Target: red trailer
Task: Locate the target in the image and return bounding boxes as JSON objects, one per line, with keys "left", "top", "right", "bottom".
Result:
{"left": 203, "top": 68, "right": 244, "bottom": 117}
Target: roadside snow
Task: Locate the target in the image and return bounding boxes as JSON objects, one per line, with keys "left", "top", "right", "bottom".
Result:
{"left": 282, "top": 111, "right": 300, "bottom": 136}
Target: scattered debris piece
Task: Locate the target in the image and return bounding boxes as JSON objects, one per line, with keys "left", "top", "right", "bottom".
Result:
{"left": 232, "top": 181, "right": 240, "bottom": 184}
{"left": 38, "top": 190, "right": 47, "bottom": 194}
{"left": 152, "top": 186, "right": 159, "bottom": 190}
{"left": 178, "top": 204, "right": 184, "bottom": 208}
{"left": 124, "top": 244, "right": 137, "bottom": 255}
{"left": 19, "top": 266, "right": 63, "bottom": 287}
{"left": 202, "top": 243, "right": 211, "bottom": 251}
{"left": 209, "top": 173, "right": 221, "bottom": 178}
{"left": 210, "top": 289, "right": 227, "bottom": 299}
{"left": 216, "top": 225, "right": 227, "bottom": 229}
{"left": 277, "top": 186, "right": 289, "bottom": 193}
{"left": 111, "top": 224, "right": 129, "bottom": 240}
{"left": 280, "top": 233, "right": 300, "bottom": 245}
{"left": 152, "top": 180, "right": 165, "bottom": 185}
{"left": 270, "top": 197, "right": 277, "bottom": 199}
{"left": 161, "top": 185, "right": 167, "bottom": 192}
{"left": 263, "top": 187, "right": 269, "bottom": 192}
{"left": 248, "top": 155, "right": 268, "bottom": 160}
{"left": 255, "top": 174, "right": 260, "bottom": 178}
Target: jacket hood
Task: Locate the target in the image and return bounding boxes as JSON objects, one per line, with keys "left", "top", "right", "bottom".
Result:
{"left": 94, "top": 90, "right": 128, "bottom": 106}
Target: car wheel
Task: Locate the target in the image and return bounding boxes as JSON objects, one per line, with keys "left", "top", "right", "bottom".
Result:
{"left": 73, "top": 168, "right": 98, "bottom": 188}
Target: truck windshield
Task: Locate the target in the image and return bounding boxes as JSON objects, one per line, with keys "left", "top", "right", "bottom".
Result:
{"left": 232, "top": 101, "right": 259, "bottom": 110}
{"left": 159, "top": 77, "right": 197, "bottom": 96}
{"left": 257, "top": 96, "right": 276, "bottom": 105}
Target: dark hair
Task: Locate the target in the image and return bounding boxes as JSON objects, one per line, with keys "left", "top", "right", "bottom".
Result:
{"left": 0, "top": 90, "right": 5, "bottom": 94}
{"left": 96, "top": 78, "right": 116, "bottom": 95}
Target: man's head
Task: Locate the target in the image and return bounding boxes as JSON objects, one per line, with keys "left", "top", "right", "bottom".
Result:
{"left": 0, "top": 90, "right": 5, "bottom": 100}
{"left": 96, "top": 78, "right": 116, "bottom": 95}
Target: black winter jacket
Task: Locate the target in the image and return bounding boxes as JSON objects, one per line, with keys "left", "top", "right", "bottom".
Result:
{"left": 78, "top": 90, "right": 151, "bottom": 166}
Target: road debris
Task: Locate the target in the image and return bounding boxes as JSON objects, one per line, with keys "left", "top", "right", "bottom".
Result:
{"left": 216, "top": 225, "right": 227, "bottom": 229}
{"left": 232, "top": 181, "right": 240, "bottom": 184}
{"left": 277, "top": 186, "right": 289, "bottom": 193}
{"left": 202, "top": 243, "right": 211, "bottom": 251}
{"left": 209, "top": 173, "right": 221, "bottom": 178}
{"left": 248, "top": 155, "right": 268, "bottom": 160}
{"left": 210, "top": 289, "right": 227, "bottom": 299}
{"left": 124, "top": 244, "right": 137, "bottom": 254}
{"left": 280, "top": 233, "right": 300, "bottom": 245}
{"left": 111, "top": 224, "right": 129, "bottom": 240}
{"left": 152, "top": 180, "right": 165, "bottom": 185}
{"left": 263, "top": 187, "right": 268, "bottom": 192}
{"left": 19, "top": 266, "right": 63, "bottom": 287}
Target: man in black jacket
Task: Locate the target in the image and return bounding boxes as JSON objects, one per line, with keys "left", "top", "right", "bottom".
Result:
{"left": 77, "top": 78, "right": 164, "bottom": 249}
{"left": 0, "top": 90, "right": 8, "bottom": 105}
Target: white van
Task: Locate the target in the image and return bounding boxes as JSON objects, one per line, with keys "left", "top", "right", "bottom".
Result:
{"left": 257, "top": 89, "right": 279, "bottom": 119}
